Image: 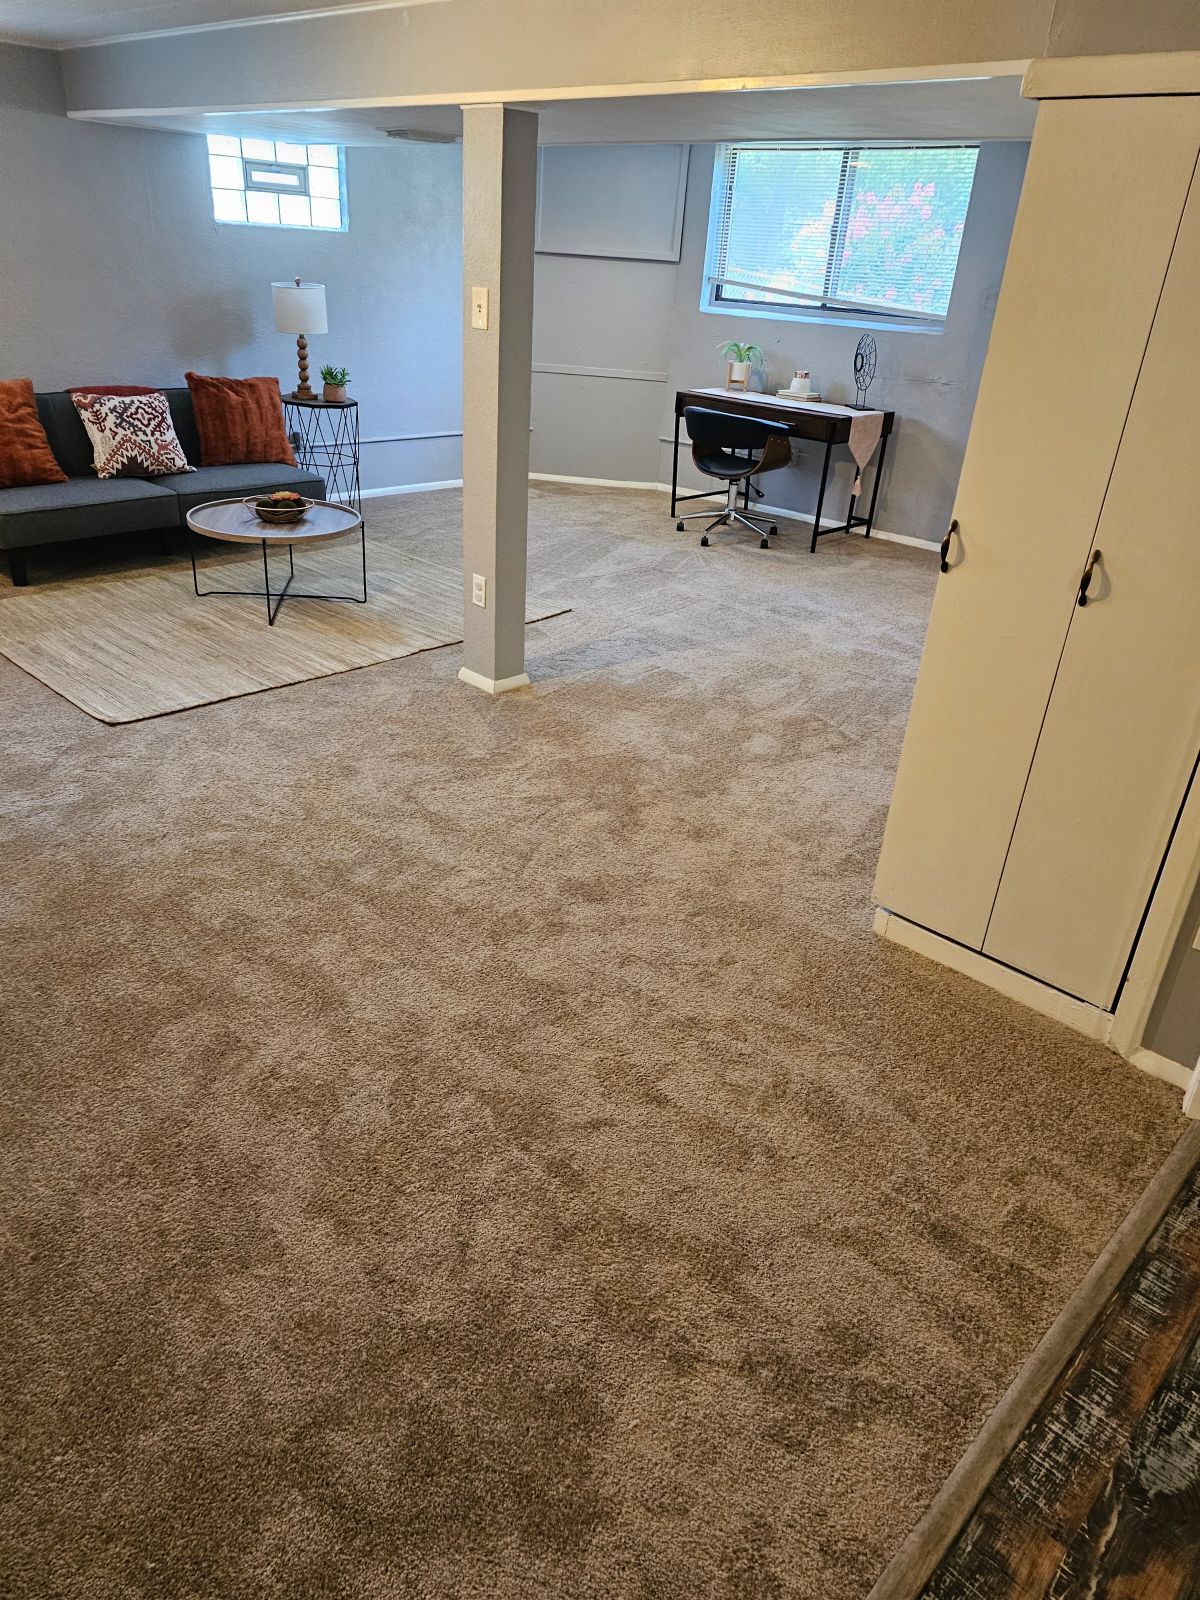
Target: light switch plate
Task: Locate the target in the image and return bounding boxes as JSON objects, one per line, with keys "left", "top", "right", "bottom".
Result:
{"left": 472, "top": 572, "right": 487, "bottom": 607}
{"left": 470, "top": 287, "right": 489, "bottom": 330}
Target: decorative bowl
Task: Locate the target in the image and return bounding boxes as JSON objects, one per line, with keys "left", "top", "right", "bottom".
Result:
{"left": 245, "top": 494, "right": 314, "bottom": 526}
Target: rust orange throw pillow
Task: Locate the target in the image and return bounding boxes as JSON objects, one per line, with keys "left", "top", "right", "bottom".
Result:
{"left": 185, "top": 374, "right": 296, "bottom": 468}
{"left": 0, "top": 379, "right": 68, "bottom": 488}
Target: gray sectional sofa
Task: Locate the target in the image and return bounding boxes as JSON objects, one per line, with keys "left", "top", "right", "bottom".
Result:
{"left": 0, "top": 387, "right": 325, "bottom": 585}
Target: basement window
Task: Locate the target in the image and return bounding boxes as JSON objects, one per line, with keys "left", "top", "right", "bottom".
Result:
{"left": 207, "top": 135, "right": 347, "bottom": 231}
{"left": 702, "top": 142, "right": 979, "bottom": 331}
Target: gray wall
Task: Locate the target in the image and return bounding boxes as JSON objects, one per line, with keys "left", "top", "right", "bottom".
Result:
{"left": 0, "top": 42, "right": 463, "bottom": 494}
{"left": 531, "top": 252, "right": 677, "bottom": 485}
{"left": 530, "top": 139, "right": 1028, "bottom": 543}
{"left": 1, "top": 40, "right": 1027, "bottom": 536}
{"left": 1145, "top": 870, "right": 1200, "bottom": 1071}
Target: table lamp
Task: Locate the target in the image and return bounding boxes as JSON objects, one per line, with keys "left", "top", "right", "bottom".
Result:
{"left": 272, "top": 278, "right": 327, "bottom": 400}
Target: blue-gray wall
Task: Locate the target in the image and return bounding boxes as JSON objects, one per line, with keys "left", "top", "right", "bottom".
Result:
{"left": 2, "top": 41, "right": 1027, "bottom": 539}
{"left": 0, "top": 42, "right": 463, "bottom": 494}
{"left": 530, "top": 140, "right": 1029, "bottom": 544}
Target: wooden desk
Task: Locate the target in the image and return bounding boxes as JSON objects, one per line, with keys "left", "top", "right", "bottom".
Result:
{"left": 672, "top": 388, "right": 895, "bottom": 552}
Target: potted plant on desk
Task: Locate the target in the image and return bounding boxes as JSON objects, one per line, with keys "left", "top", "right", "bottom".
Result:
{"left": 320, "top": 364, "right": 351, "bottom": 404}
{"left": 717, "top": 341, "right": 763, "bottom": 392}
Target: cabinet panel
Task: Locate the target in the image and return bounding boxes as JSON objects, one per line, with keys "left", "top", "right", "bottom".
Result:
{"left": 982, "top": 170, "right": 1200, "bottom": 1008}
{"left": 873, "top": 97, "right": 1200, "bottom": 949}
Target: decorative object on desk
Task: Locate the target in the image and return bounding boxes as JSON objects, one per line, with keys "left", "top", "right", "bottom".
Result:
{"left": 717, "top": 340, "right": 763, "bottom": 392}
{"left": 320, "top": 364, "right": 350, "bottom": 404}
{"left": 246, "top": 490, "right": 314, "bottom": 525}
{"left": 775, "top": 387, "right": 822, "bottom": 402}
{"left": 852, "top": 333, "right": 877, "bottom": 410}
{"left": 788, "top": 369, "right": 813, "bottom": 398}
{"left": 272, "top": 277, "right": 327, "bottom": 400}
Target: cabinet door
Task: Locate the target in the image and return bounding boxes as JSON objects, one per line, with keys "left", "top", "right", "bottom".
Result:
{"left": 873, "top": 97, "right": 1200, "bottom": 949}
{"left": 981, "top": 169, "right": 1200, "bottom": 1009}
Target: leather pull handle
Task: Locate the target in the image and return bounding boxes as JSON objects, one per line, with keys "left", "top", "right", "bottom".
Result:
{"left": 1077, "top": 548, "right": 1102, "bottom": 607}
{"left": 939, "top": 519, "right": 958, "bottom": 574}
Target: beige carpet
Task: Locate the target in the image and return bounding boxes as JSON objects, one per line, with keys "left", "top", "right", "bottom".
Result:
{"left": 0, "top": 485, "right": 1187, "bottom": 1600}
{"left": 0, "top": 521, "right": 565, "bottom": 722}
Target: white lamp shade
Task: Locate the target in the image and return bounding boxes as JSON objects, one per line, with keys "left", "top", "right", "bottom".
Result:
{"left": 272, "top": 280, "right": 327, "bottom": 335}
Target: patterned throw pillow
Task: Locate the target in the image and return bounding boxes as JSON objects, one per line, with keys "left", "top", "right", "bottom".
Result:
{"left": 70, "top": 391, "right": 195, "bottom": 479}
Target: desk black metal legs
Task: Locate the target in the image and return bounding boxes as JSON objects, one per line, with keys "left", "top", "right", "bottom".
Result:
{"left": 810, "top": 441, "right": 833, "bottom": 553}
{"left": 808, "top": 431, "right": 890, "bottom": 552}
{"left": 862, "top": 430, "right": 889, "bottom": 539}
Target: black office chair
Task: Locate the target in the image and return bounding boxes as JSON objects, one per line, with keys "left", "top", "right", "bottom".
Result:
{"left": 676, "top": 406, "right": 793, "bottom": 548}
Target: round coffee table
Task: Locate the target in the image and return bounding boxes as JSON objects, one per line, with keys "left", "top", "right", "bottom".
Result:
{"left": 185, "top": 498, "right": 366, "bottom": 626}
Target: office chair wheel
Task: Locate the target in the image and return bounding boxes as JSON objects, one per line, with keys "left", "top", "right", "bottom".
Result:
{"left": 700, "top": 535, "right": 709, "bottom": 547}
{"left": 676, "top": 520, "right": 685, "bottom": 532}
{"left": 759, "top": 538, "right": 770, "bottom": 549}
{"left": 769, "top": 524, "right": 778, "bottom": 535}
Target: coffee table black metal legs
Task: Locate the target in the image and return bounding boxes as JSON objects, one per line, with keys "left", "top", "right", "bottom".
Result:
{"left": 189, "top": 524, "right": 368, "bottom": 627}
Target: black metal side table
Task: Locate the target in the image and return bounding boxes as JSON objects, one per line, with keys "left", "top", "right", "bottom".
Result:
{"left": 284, "top": 396, "right": 362, "bottom": 523}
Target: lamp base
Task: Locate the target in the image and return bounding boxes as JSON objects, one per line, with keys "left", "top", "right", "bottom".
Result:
{"left": 292, "top": 334, "right": 315, "bottom": 404}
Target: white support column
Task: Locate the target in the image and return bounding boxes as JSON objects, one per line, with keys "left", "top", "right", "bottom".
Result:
{"left": 458, "top": 103, "right": 538, "bottom": 695}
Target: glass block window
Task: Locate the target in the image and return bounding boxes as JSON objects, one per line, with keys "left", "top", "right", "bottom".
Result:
{"left": 207, "top": 135, "right": 347, "bottom": 231}
{"left": 705, "top": 142, "right": 978, "bottom": 326}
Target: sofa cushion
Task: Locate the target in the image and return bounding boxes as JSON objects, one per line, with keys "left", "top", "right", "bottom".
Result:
{"left": 0, "top": 476, "right": 178, "bottom": 548}
{"left": 33, "top": 392, "right": 97, "bottom": 479}
{"left": 164, "top": 463, "right": 325, "bottom": 518}
{"left": 185, "top": 373, "right": 297, "bottom": 467}
{"left": 163, "top": 388, "right": 203, "bottom": 467}
{"left": 0, "top": 380, "right": 69, "bottom": 488}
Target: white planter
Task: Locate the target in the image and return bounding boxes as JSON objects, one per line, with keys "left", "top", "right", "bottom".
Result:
{"left": 726, "top": 360, "right": 751, "bottom": 390}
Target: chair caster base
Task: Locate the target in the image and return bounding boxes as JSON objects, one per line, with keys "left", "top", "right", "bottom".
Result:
{"left": 676, "top": 521, "right": 685, "bottom": 532}
{"left": 759, "top": 538, "right": 770, "bottom": 549}
{"left": 700, "top": 535, "right": 709, "bottom": 547}
{"left": 769, "top": 524, "right": 778, "bottom": 535}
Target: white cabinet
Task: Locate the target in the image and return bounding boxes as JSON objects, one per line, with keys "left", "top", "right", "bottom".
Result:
{"left": 874, "top": 92, "right": 1200, "bottom": 1011}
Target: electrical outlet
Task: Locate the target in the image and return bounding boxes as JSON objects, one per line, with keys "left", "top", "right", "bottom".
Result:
{"left": 470, "top": 287, "right": 489, "bottom": 330}
{"left": 472, "top": 573, "right": 487, "bottom": 607}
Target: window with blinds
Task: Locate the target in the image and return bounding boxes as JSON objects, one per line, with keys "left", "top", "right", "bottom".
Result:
{"left": 706, "top": 143, "right": 979, "bottom": 324}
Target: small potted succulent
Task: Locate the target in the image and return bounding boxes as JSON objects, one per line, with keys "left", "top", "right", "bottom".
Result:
{"left": 247, "top": 489, "right": 313, "bottom": 525}
{"left": 320, "top": 364, "right": 351, "bottom": 404}
{"left": 717, "top": 341, "right": 764, "bottom": 391}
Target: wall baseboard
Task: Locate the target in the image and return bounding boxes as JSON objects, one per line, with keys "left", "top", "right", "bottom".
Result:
{"left": 361, "top": 478, "right": 463, "bottom": 499}
{"left": 530, "top": 471, "right": 664, "bottom": 490}
{"left": 1128, "top": 1047, "right": 1194, "bottom": 1093}
{"left": 874, "top": 908, "right": 1114, "bottom": 1043}
{"left": 457, "top": 667, "right": 531, "bottom": 695}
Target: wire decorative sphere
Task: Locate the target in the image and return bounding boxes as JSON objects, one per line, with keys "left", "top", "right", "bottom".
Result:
{"left": 853, "top": 334, "right": 878, "bottom": 407}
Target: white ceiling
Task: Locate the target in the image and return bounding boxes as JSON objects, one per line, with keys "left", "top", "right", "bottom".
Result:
{"left": 0, "top": 0, "right": 447, "bottom": 50}
{"left": 89, "top": 76, "right": 1036, "bottom": 147}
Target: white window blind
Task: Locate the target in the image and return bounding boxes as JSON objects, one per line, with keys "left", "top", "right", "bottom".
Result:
{"left": 709, "top": 142, "right": 979, "bottom": 322}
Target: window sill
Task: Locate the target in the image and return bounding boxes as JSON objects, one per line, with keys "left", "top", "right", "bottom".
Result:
{"left": 700, "top": 299, "right": 945, "bottom": 337}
